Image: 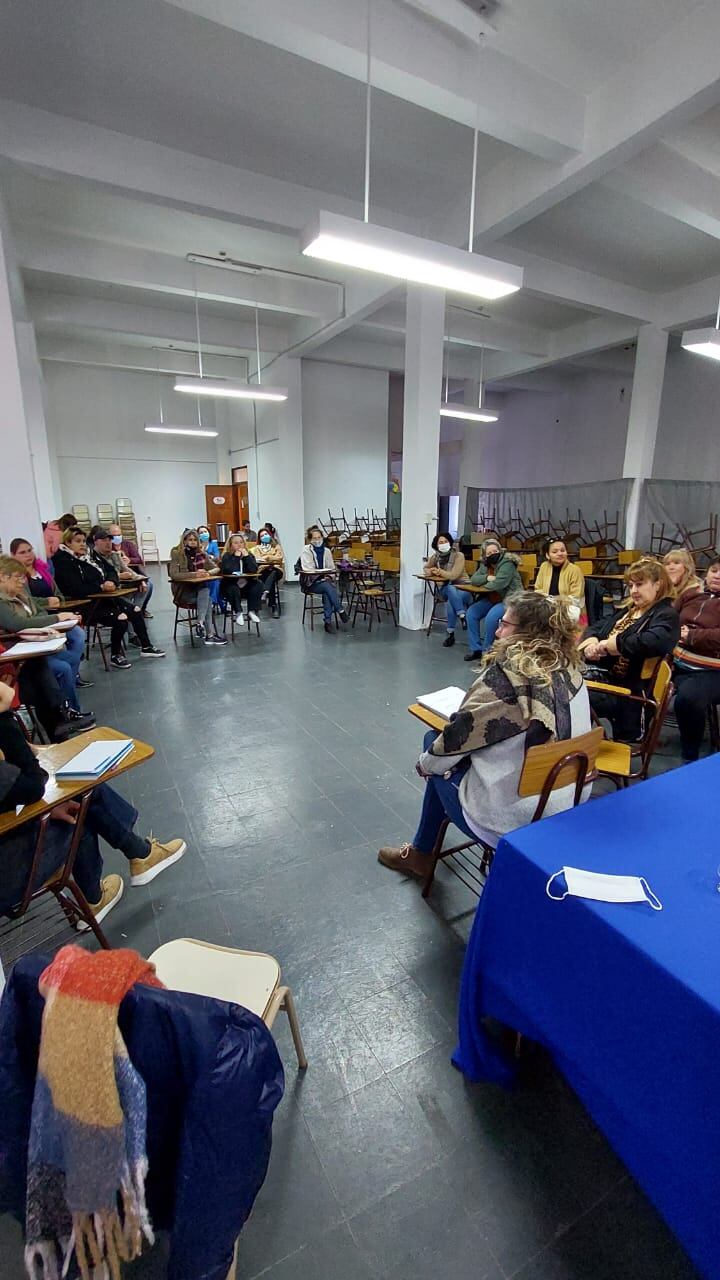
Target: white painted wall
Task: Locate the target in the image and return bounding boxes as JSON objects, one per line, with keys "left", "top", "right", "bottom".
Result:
{"left": 42, "top": 363, "right": 218, "bottom": 557}
{"left": 654, "top": 348, "right": 720, "bottom": 479}
{"left": 301, "top": 360, "right": 389, "bottom": 528}
{"left": 460, "top": 370, "right": 630, "bottom": 489}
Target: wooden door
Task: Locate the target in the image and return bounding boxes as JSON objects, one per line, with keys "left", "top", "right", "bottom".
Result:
{"left": 205, "top": 485, "right": 239, "bottom": 538}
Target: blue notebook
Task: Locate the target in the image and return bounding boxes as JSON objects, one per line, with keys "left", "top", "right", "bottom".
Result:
{"left": 55, "top": 739, "right": 134, "bottom": 780}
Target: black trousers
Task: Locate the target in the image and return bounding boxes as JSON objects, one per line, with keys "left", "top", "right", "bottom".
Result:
{"left": 589, "top": 686, "right": 643, "bottom": 743}
{"left": 222, "top": 579, "right": 263, "bottom": 613}
{"left": 18, "top": 659, "right": 64, "bottom": 738}
{"left": 673, "top": 666, "right": 720, "bottom": 760}
{"left": 93, "top": 603, "right": 129, "bottom": 656}
{"left": 259, "top": 567, "right": 282, "bottom": 607}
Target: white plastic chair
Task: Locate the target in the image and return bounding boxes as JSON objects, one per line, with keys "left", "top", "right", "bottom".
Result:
{"left": 140, "top": 532, "right": 160, "bottom": 564}
{"left": 148, "top": 939, "right": 307, "bottom": 1069}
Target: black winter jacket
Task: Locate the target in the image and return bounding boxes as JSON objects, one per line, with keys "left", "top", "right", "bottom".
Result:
{"left": 582, "top": 597, "right": 679, "bottom": 689}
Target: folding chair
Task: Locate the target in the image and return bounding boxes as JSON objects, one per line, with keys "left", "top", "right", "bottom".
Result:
{"left": 351, "top": 584, "right": 398, "bottom": 632}
{"left": 587, "top": 658, "right": 673, "bottom": 786}
{"left": 421, "top": 726, "right": 604, "bottom": 900}
{"left": 140, "top": 532, "right": 160, "bottom": 564}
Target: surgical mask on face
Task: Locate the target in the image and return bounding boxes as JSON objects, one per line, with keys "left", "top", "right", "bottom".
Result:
{"left": 311, "top": 538, "right": 323, "bottom": 548}
{"left": 437, "top": 541, "right": 450, "bottom": 554}
{"left": 199, "top": 532, "right": 209, "bottom": 543}
{"left": 546, "top": 866, "right": 662, "bottom": 910}
{"left": 111, "top": 535, "right": 122, "bottom": 545}
{"left": 260, "top": 534, "right": 271, "bottom": 544}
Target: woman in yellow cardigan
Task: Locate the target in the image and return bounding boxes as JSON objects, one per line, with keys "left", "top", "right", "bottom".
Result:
{"left": 534, "top": 539, "right": 586, "bottom": 622}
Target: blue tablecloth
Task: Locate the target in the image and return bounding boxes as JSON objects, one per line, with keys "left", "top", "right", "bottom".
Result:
{"left": 453, "top": 757, "right": 720, "bottom": 1279}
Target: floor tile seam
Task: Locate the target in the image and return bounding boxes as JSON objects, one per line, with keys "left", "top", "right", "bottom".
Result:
{"left": 500, "top": 1171, "right": 631, "bottom": 1279}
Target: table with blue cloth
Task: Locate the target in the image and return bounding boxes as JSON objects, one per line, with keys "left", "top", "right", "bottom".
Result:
{"left": 453, "top": 757, "right": 720, "bottom": 1280}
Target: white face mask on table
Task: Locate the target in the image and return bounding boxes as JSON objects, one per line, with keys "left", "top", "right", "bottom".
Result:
{"left": 546, "top": 866, "right": 662, "bottom": 910}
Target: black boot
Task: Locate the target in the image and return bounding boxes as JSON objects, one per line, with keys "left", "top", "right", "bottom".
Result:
{"left": 442, "top": 632, "right": 456, "bottom": 648}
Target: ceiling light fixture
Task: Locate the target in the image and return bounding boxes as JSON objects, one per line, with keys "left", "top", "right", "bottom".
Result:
{"left": 681, "top": 305, "right": 720, "bottom": 362}
{"left": 300, "top": 17, "right": 522, "bottom": 300}
{"left": 145, "top": 425, "right": 218, "bottom": 438}
{"left": 439, "top": 343, "right": 498, "bottom": 422}
{"left": 174, "top": 272, "right": 287, "bottom": 400}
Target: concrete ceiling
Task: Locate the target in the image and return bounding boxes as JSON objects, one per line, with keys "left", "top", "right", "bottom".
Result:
{"left": 0, "top": 0, "right": 719, "bottom": 388}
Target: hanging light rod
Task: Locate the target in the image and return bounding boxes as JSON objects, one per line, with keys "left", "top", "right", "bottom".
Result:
{"left": 439, "top": 404, "right": 498, "bottom": 423}
{"left": 145, "top": 424, "right": 218, "bottom": 438}
{"left": 681, "top": 327, "right": 720, "bottom": 362}
{"left": 300, "top": 212, "right": 522, "bottom": 301}
{"left": 174, "top": 376, "right": 287, "bottom": 401}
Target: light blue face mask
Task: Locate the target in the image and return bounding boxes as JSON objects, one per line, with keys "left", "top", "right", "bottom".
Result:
{"left": 260, "top": 535, "right": 271, "bottom": 544}
{"left": 199, "top": 532, "right": 210, "bottom": 543}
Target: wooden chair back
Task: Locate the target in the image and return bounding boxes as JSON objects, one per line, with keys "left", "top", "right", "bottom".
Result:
{"left": 579, "top": 546, "right": 597, "bottom": 560}
{"left": 576, "top": 560, "right": 593, "bottom": 576}
{"left": 518, "top": 726, "right": 604, "bottom": 819}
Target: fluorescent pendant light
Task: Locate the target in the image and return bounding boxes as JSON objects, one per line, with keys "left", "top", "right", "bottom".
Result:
{"left": 174, "top": 376, "right": 287, "bottom": 401}
{"left": 301, "top": 211, "right": 522, "bottom": 301}
{"left": 440, "top": 403, "right": 498, "bottom": 423}
{"left": 145, "top": 424, "right": 218, "bottom": 438}
{"left": 681, "top": 326, "right": 720, "bottom": 361}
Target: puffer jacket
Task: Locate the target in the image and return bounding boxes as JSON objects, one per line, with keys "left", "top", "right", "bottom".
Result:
{"left": 470, "top": 550, "right": 521, "bottom": 598}
{"left": 675, "top": 588, "right": 720, "bottom": 669}
{"left": 0, "top": 954, "right": 285, "bottom": 1280}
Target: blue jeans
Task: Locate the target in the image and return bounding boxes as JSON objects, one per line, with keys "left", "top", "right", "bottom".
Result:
{"left": 413, "top": 731, "right": 476, "bottom": 854}
{"left": 310, "top": 579, "right": 341, "bottom": 622}
{"left": 440, "top": 584, "right": 473, "bottom": 631}
{"left": 47, "top": 625, "right": 85, "bottom": 709}
{"left": 135, "top": 577, "right": 153, "bottom": 613}
{"left": 466, "top": 598, "right": 494, "bottom": 651}
{"left": 482, "top": 603, "right": 505, "bottom": 652}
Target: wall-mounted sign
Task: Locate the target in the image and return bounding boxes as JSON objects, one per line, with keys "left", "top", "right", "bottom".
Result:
{"left": 212, "top": 496, "right": 226, "bottom": 505}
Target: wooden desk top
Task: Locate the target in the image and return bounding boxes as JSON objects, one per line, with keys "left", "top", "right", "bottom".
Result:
{"left": 48, "top": 598, "right": 90, "bottom": 611}
{"left": 0, "top": 727, "right": 154, "bottom": 836}
{"left": 408, "top": 703, "right": 447, "bottom": 733}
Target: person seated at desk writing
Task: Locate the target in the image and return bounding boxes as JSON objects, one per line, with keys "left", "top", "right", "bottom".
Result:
{"left": 300, "top": 527, "right": 348, "bottom": 634}
{"left": 663, "top": 548, "right": 702, "bottom": 607}
{"left": 53, "top": 527, "right": 133, "bottom": 670}
{"left": 88, "top": 528, "right": 165, "bottom": 660}
{"left": 220, "top": 534, "right": 262, "bottom": 626}
{"left": 534, "top": 539, "right": 586, "bottom": 622}
{"left": 253, "top": 528, "right": 285, "bottom": 617}
{"left": 0, "top": 682, "right": 185, "bottom": 928}
{"left": 169, "top": 528, "right": 227, "bottom": 646}
{"left": 9, "top": 539, "right": 91, "bottom": 692}
{"left": 108, "top": 523, "right": 153, "bottom": 616}
{"left": 378, "top": 591, "right": 591, "bottom": 879}
{"left": 422, "top": 532, "right": 470, "bottom": 648}
{"left": 578, "top": 557, "right": 678, "bottom": 742}
{"left": 671, "top": 557, "right": 720, "bottom": 762}
{"left": 464, "top": 538, "right": 522, "bottom": 662}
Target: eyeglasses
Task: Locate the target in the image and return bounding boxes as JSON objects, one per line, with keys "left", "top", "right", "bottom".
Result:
{"left": 497, "top": 617, "right": 518, "bottom": 633}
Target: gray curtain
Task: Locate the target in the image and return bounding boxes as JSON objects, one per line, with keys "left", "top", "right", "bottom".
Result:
{"left": 639, "top": 480, "right": 720, "bottom": 552}
{"left": 464, "top": 480, "right": 633, "bottom": 539}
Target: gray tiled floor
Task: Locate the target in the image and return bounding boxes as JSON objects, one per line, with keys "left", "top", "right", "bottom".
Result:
{"left": 0, "top": 573, "right": 700, "bottom": 1278}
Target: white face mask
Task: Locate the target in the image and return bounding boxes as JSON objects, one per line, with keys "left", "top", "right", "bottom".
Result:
{"left": 311, "top": 539, "right": 323, "bottom": 548}
{"left": 437, "top": 542, "right": 450, "bottom": 554}
{"left": 546, "top": 866, "right": 662, "bottom": 910}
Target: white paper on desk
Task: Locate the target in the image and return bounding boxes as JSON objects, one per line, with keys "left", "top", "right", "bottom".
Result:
{"left": 417, "top": 686, "right": 465, "bottom": 720}
{"left": 6, "top": 637, "right": 67, "bottom": 657}
{"left": 546, "top": 866, "right": 662, "bottom": 910}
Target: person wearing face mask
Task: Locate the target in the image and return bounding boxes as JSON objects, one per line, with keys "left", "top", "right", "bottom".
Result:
{"left": 578, "top": 557, "right": 679, "bottom": 742}
{"left": 253, "top": 528, "right": 285, "bottom": 618}
{"left": 422, "top": 533, "right": 470, "bottom": 648}
{"left": 88, "top": 528, "right": 165, "bottom": 659}
{"left": 671, "top": 557, "right": 720, "bottom": 762}
{"left": 107, "top": 522, "right": 143, "bottom": 569}
{"left": 197, "top": 526, "right": 222, "bottom": 611}
{"left": 464, "top": 539, "right": 522, "bottom": 662}
{"left": 108, "top": 524, "right": 153, "bottom": 617}
{"left": 299, "top": 527, "right": 348, "bottom": 633}
{"left": 169, "top": 528, "right": 227, "bottom": 646}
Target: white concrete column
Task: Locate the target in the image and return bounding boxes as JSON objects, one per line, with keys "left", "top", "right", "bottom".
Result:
{"left": 15, "top": 319, "right": 62, "bottom": 517}
{"left": 399, "top": 286, "right": 445, "bottom": 628}
{"left": 623, "top": 325, "right": 668, "bottom": 548}
{"left": 0, "top": 214, "right": 44, "bottom": 554}
{"left": 255, "top": 355, "right": 304, "bottom": 578}
{"left": 456, "top": 378, "right": 476, "bottom": 538}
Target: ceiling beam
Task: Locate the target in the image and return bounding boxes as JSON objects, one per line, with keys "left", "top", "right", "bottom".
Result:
{"left": 488, "top": 316, "right": 640, "bottom": 382}
{"left": 494, "top": 248, "right": 658, "bottom": 323}
{"left": 284, "top": 282, "right": 399, "bottom": 358}
{"left": 164, "top": 0, "right": 583, "bottom": 161}
{"left": 603, "top": 142, "right": 720, "bottom": 242}
{"left": 436, "top": 0, "right": 720, "bottom": 245}
{"left": 16, "top": 230, "right": 341, "bottom": 319}
{"left": 36, "top": 334, "right": 249, "bottom": 378}
{"left": 363, "top": 301, "right": 550, "bottom": 355}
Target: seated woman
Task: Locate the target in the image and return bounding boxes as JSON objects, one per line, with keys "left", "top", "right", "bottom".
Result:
{"left": 9, "top": 538, "right": 90, "bottom": 690}
{"left": 198, "top": 525, "right": 223, "bottom": 611}
{"left": 534, "top": 539, "right": 586, "bottom": 623}
{"left": 108, "top": 523, "right": 153, "bottom": 616}
{"left": 422, "top": 532, "right": 470, "bottom": 648}
{"left": 0, "top": 682, "right": 185, "bottom": 927}
{"left": 672, "top": 557, "right": 720, "bottom": 762}
{"left": 53, "top": 526, "right": 133, "bottom": 670}
{"left": 300, "top": 527, "right": 348, "bottom": 634}
{"left": 169, "top": 528, "right": 227, "bottom": 646}
{"left": 0, "top": 642, "right": 94, "bottom": 742}
{"left": 464, "top": 538, "right": 522, "bottom": 661}
{"left": 220, "top": 533, "right": 263, "bottom": 626}
{"left": 0, "top": 555, "right": 90, "bottom": 715}
{"left": 578, "top": 557, "right": 679, "bottom": 742}
{"left": 88, "top": 527, "right": 164, "bottom": 658}
{"left": 663, "top": 548, "right": 702, "bottom": 608}
{"left": 378, "top": 591, "right": 590, "bottom": 877}
{"left": 253, "top": 528, "right": 285, "bottom": 617}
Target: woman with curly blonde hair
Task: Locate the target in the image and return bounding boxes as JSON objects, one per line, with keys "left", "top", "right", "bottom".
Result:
{"left": 378, "top": 591, "right": 590, "bottom": 879}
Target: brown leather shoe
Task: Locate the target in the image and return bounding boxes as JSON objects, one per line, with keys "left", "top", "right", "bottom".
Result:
{"left": 377, "top": 843, "right": 426, "bottom": 878}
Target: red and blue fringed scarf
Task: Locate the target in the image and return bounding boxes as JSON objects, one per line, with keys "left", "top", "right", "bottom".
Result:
{"left": 24, "top": 946, "right": 162, "bottom": 1279}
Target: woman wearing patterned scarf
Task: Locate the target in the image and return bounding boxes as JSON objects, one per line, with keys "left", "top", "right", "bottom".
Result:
{"left": 378, "top": 591, "right": 591, "bottom": 877}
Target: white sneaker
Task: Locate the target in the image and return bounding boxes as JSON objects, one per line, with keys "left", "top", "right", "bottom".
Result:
{"left": 235, "top": 611, "right": 245, "bottom": 626}
{"left": 248, "top": 611, "right": 260, "bottom": 624}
